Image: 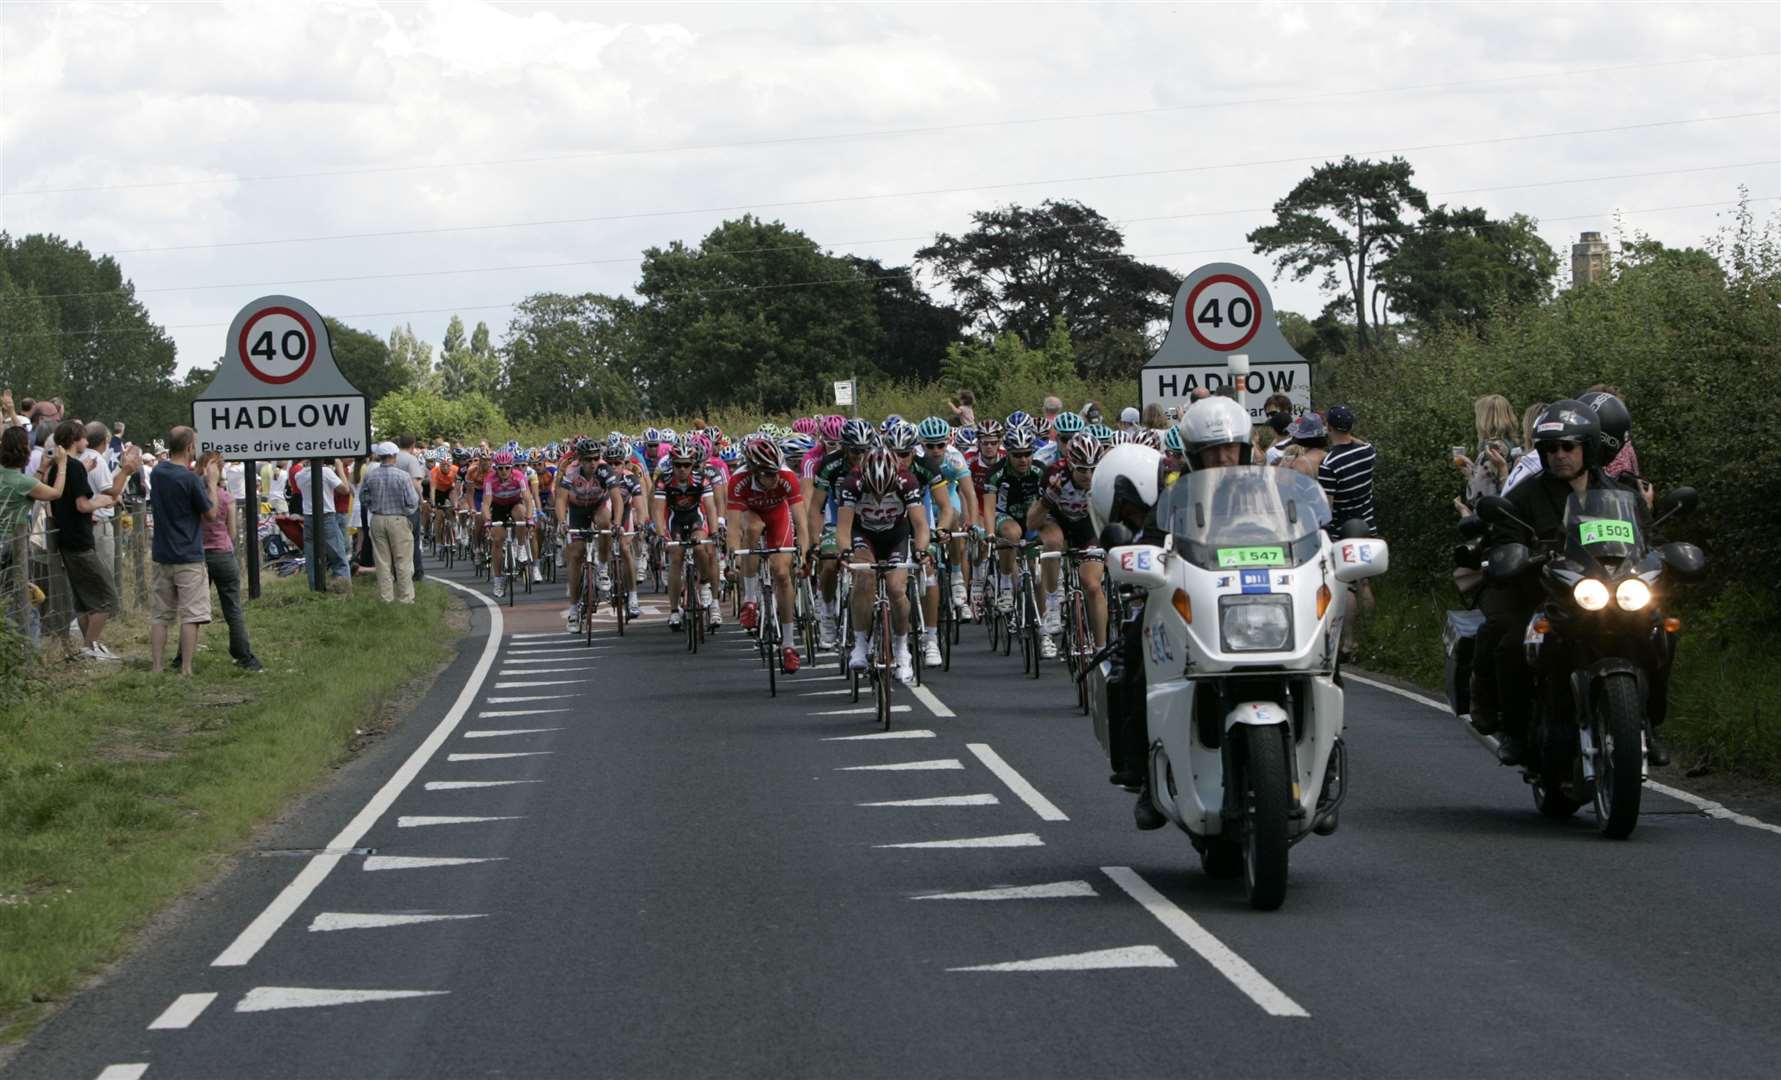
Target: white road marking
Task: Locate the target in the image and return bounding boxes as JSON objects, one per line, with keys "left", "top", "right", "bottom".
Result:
{"left": 493, "top": 679, "right": 588, "bottom": 689}
{"left": 464, "top": 726, "right": 563, "bottom": 736}
{"left": 210, "top": 579, "right": 502, "bottom": 968}
{"left": 966, "top": 743, "right": 1068, "bottom": 822}
{"left": 94, "top": 1067, "right": 148, "bottom": 1080}
{"left": 814, "top": 705, "right": 913, "bottom": 716}
{"left": 146, "top": 992, "right": 217, "bottom": 1030}
{"left": 914, "top": 880, "right": 1097, "bottom": 901}
{"left": 424, "top": 780, "right": 541, "bottom": 790}
{"left": 502, "top": 645, "right": 607, "bottom": 654}
{"left": 875, "top": 833, "right": 1044, "bottom": 849}
{"left": 838, "top": 758, "right": 964, "bottom": 771}
{"left": 950, "top": 945, "right": 1175, "bottom": 972}
{"left": 363, "top": 855, "right": 507, "bottom": 871}
{"left": 236, "top": 987, "right": 449, "bottom": 1012}
{"left": 447, "top": 751, "right": 551, "bottom": 762}
{"left": 860, "top": 794, "right": 999, "bottom": 807}
{"left": 309, "top": 912, "right": 489, "bottom": 932}
{"left": 1344, "top": 673, "right": 1781, "bottom": 840}
{"left": 1102, "top": 866, "right": 1309, "bottom": 1018}
{"left": 496, "top": 667, "right": 591, "bottom": 676}
{"left": 499, "top": 657, "right": 599, "bottom": 666}
{"left": 485, "top": 694, "right": 574, "bottom": 704}
{"left": 822, "top": 729, "right": 935, "bottom": 741}
{"left": 906, "top": 682, "right": 955, "bottom": 717}
{"left": 474, "top": 709, "right": 569, "bottom": 719}
{"left": 507, "top": 632, "right": 558, "bottom": 639}
{"left": 396, "top": 815, "right": 524, "bottom": 827}
{"left": 799, "top": 688, "right": 856, "bottom": 696}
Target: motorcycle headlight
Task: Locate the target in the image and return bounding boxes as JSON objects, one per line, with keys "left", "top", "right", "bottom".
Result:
{"left": 1573, "top": 579, "right": 1611, "bottom": 611}
{"left": 1219, "top": 595, "right": 1293, "bottom": 652}
{"left": 1615, "top": 578, "right": 1652, "bottom": 611}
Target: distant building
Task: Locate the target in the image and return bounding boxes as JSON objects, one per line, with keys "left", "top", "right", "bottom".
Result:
{"left": 1572, "top": 231, "right": 1611, "bottom": 287}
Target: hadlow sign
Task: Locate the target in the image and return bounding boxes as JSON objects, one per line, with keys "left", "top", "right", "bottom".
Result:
{"left": 192, "top": 295, "right": 369, "bottom": 458}
{"left": 1139, "top": 263, "right": 1312, "bottom": 421}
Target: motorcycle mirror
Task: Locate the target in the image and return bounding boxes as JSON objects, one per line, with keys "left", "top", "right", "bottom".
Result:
{"left": 1475, "top": 495, "right": 1531, "bottom": 535}
{"left": 1485, "top": 542, "right": 1531, "bottom": 581}
{"left": 1659, "top": 541, "right": 1708, "bottom": 582}
{"left": 1457, "top": 515, "right": 1487, "bottom": 542}
{"left": 1653, "top": 486, "right": 1699, "bottom": 525}
{"left": 1099, "top": 522, "right": 1135, "bottom": 550}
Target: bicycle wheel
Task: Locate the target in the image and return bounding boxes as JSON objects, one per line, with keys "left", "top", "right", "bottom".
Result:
{"left": 1024, "top": 583, "right": 1042, "bottom": 681}
{"left": 611, "top": 553, "right": 627, "bottom": 637}
{"left": 938, "top": 571, "right": 954, "bottom": 673}
{"left": 765, "top": 601, "right": 778, "bottom": 697}
{"left": 582, "top": 561, "right": 596, "bottom": 647}
{"left": 685, "top": 562, "right": 699, "bottom": 653}
{"left": 877, "top": 600, "right": 894, "bottom": 730}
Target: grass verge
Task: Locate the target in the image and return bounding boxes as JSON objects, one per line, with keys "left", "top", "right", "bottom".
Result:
{"left": 1352, "top": 581, "right": 1781, "bottom": 782}
{"left": 0, "top": 571, "right": 456, "bottom": 1041}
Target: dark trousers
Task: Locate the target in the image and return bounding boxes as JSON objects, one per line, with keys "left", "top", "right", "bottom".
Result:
{"left": 410, "top": 509, "right": 424, "bottom": 580}
{"left": 205, "top": 550, "right": 257, "bottom": 663}
{"left": 1478, "top": 584, "right": 1536, "bottom": 740}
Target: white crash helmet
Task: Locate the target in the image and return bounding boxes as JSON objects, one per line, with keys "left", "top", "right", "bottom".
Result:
{"left": 1177, "top": 395, "right": 1253, "bottom": 468}
{"left": 1089, "top": 443, "right": 1164, "bottom": 535}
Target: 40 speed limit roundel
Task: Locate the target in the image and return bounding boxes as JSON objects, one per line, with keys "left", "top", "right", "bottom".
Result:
{"left": 238, "top": 306, "right": 317, "bottom": 384}
{"left": 1184, "top": 274, "right": 1261, "bottom": 352}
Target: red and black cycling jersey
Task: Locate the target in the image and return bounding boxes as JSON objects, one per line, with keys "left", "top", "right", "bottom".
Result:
{"left": 653, "top": 474, "right": 712, "bottom": 514}
{"left": 727, "top": 469, "right": 802, "bottom": 515}
{"left": 837, "top": 470, "right": 922, "bottom": 533}
{"left": 1041, "top": 460, "right": 1092, "bottom": 522}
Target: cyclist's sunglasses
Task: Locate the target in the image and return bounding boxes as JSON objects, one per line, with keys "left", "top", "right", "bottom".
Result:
{"left": 1009, "top": 451, "right": 1034, "bottom": 460}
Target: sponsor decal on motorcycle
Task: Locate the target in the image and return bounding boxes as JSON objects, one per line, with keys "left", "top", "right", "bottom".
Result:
{"left": 1217, "top": 546, "right": 1286, "bottom": 568}
{"left": 1120, "top": 548, "right": 1156, "bottom": 572}
{"left": 1340, "top": 542, "right": 1373, "bottom": 564}
{"left": 1144, "top": 623, "right": 1174, "bottom": 665}
{"left": 1578, "top": 518, "right": 1635, "bottom": 546}
{"left": 1241, "top": 568, "right": 1271, "bottom": 594}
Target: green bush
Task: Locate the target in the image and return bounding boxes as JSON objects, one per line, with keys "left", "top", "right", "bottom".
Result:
{"left": 371, "top": 388, "right": 510, "bottom": 442}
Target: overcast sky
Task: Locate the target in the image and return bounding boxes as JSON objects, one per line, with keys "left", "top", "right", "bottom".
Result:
{"left": 2, "top": 1, "right": 1777, "bottom": 376}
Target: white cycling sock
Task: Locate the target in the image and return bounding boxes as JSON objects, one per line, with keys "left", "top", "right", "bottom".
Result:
{"left": 744, "top": 578, "right": 761, "bottom": 604}
{"left": 854, "top": 631, "right": 868, "bottom": 649}
{"left": 781, "top": 622, "right": 795, "bottom": 646}
{"left": 923, "top": 628, "right": 937, "bottom": 642}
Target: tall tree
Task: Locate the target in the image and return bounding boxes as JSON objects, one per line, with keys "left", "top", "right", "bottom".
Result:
{"left": 387, "top": 322, "right": 435, "bottom": 392}
{"left": 842, "top": 256, "right": 963, "bottom": 383}
{"left": 915, "top": 199, "right": 1175, "bottom": 378}
{"left": 1247, "top": 156, "right": 1429, "bottom": 348}
{"left": 324, "top": 317, "right": 410, "bottom": 408}
{"left": 1373, "top": 207, "right": 1557, "bottom": 327}
{"left": 499, "top": 293, "right": 640, "bottom": 422}
{"left": 635, "top": 216, "right": 880, "bottom": 415}
{"left": 437, "top": 313, "right": 498, "bottom": 399}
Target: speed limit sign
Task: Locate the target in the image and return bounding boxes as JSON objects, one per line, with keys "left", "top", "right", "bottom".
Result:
{"left": 238, "top": 306, "right": 317, "bottom": 384}
{"left": 1184, "top": 274, "right": 1262, "bottom": 352}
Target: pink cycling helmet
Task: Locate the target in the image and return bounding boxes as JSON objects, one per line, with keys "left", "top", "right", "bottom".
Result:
{"left": 818, "top": 414, "right": 846, "bottom": 442}
{"left": 492, "top": 450, "right": 515, "bottom": 467}
{"left": 792, "top": 416, "right": 819, "bottom": 436}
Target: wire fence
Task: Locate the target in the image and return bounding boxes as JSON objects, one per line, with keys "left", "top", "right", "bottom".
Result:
{"left": 2, "top": 498, "right": 155, "bottom": 665}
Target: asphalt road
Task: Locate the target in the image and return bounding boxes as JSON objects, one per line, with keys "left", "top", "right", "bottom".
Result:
{"left": 9, "top": 561, "right": 1781, "bottom": 1080}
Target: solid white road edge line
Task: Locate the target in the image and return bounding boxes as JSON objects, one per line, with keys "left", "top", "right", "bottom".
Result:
{"left": 967, "top": 743, "right": 1069, "bottom": 821}
{"left": 1102, "top": 866, "right": 1309, "bottom": 1018}
{"left": 146, "top": 991, "right": 218, "bottom": 1030}
{"left": 210, "top": 578, "right": 502, "bottom": 968}
{"left": 1344, "top": 673, "right": 1781, "bottom": 838}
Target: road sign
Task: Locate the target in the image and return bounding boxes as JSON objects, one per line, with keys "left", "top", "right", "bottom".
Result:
{"left": 833, "top": 379, "right": 855, "bottom": 407}
{"left": 193, "top": 295, "right": 369, "bottom": 458}
{"left": 1140, "top": 263, "right": 1313, "bottom": 422}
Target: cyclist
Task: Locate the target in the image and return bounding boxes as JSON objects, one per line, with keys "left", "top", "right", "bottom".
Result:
{"left": 727, "top": 434, "right": 807, "bottom": 673}
{"left": 985, "top": 423, "right": 1045, "bottom": 613}
{"left": 1028, "top": 436, "right": 1108, "bottom": 654}
{"left": 482, "top": 451, "right": 540, "bottom": 597}
{"left": 837, "top": 446, "right": 930, "bottom": 684}
{"left": 966, "top": 419, "right": 1005, "bottom": 604}
{"left": 599, "top": 439, "right": 646, "bottom": 617}
{"left": 428, "top": 450, "right": 458, "bottom": 552}
{"left": 917, "top": 416, "right": 980, "bottom": 627}
{"left": 654, "top": 441, "right": 722, "bottom": 633}
{"left": 809, "top": 418, "right": 873, "bottom": 651}
{"left": 554, "top": 437, "right": 621, "bottom": 630}
{"left": 883, "top": 420, "right": 945, "bottom": 666}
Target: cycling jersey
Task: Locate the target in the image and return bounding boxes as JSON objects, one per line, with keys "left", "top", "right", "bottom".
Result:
{"left": 969, "top": 449, "right": 1001, "bottom": 508}
{"left": 558, "top": 461, "right": 614, "bottom": 508}
{"left": 813, "top": 451, "right": 857, "bottom": 525}
{"left": 430, "top": 463, "right": 458, "bottom": 493}
{"left": 837, "top": 471, "right": 922, "bottom": 533}
{"left": 484, "top": 468, "right": 529, "bottom": 508}
{"left": 728, "top": 468, "right": 802, "bottom": 549}
{"left": 987, "top": 460, "right": 1045, "bottom": 523}
{"left": 654, "top": 474, "right": 712, "bottom": 515}
{"left": 1041, "top": 461, "right": 1091, "bottom": 521}
{"left": 920, "top": 446, "right": 972, "bottom": 520}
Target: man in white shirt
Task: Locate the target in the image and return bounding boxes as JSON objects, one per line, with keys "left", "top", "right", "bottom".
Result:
{"left": 225, "top": 459, "right": 247, "bottom": 501}
{"left": 81, "top": 421, "right": 126, "bottom": 571}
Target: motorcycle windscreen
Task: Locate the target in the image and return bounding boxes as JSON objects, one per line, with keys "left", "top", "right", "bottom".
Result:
{"left": 1164, "top": 465, "right": 1329, "bottom": 572}
{"left": 1563, "top": 486, "right": 1647, "bottom": 566}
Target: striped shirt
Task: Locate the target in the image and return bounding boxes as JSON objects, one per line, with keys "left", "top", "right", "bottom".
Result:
{"left": 359, "top": 462, "right": 420, "bottom": 517}
{"left": 1318, "top": 440, "right": 1376, "bottom": 534}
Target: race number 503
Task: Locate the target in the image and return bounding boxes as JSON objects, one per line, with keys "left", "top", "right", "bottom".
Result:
{"left": 1185, "top": 274, "right": 1262, "bottom": 352}
{"left": 238, "top": 307, "right": 317, "bottom": 385}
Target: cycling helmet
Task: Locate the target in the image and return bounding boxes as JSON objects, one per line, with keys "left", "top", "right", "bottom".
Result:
{"left": 1532, "top": 399, "right": 1603, "bottom": 468}
{"left": 955, "top": 427, "right": 978, "bottom": 450}
{"left": 1179, "top": 395, "right": 1253, "bottom": 466}
{"left": 1053, "top": 411, "right": 1086, "bottom": 438}
{"left": 1037, "top": 415, "right": 1055, "bottom": 440}
{"left": 601, "top": 441, "right": 628, "bottom": 463}
{"left": 1066, "top": 436, "right": 1106, "bottom": 471}
{"left": 883, "top": 420, "right": 918, "bottom": 454}
{"left": 1005, "top": 410, "right": 1032, "bottom": 432}
{"left": 781, "top": 433, "right": 816, "bottom": 460}
{"left": 818, "top": 414, "right": 846, "bottom": 443}
{"left": 917, "top": 416, "right": 952, "bottom": 444}
{"left": 1134, "top": 428, "right": 1163, "bottom": 450}
{"left": 718, "top": 445, "right": 742, "bottom": 468}
{"left": 879, "top": 414, "right": 905, "bottom": 434}
{"left": 977, "top": 419, "right": 1005, "bottom": 445}
{"left": 643, "top": 427, "right": 661, "bottom": 445}
{"left": 1162, "top": 427, "right": 1185, "bottom": 455}
{"left": 1002, "top": 424, "right": 1037, "bottom": 454}
{"left": 1087, "top": 423, "right": 1115, "bottom": 445}
{"left": 840, "top": 418, "right": 875, "bottom": 451}
{"left": 492, "top": 450, "right": 515, "bottom": 467}
{"left": 451, "top": 447, "right": 470, "bottom": 463}
{"left": 1110, "top": 429, "right": 1136, "bottom": 446}
{"left": 793, "top": 417, "right": 819, "bottom": 436}
{"left": 1577, "top": 391, "right": 1631, "bottom": 454}
{"left": 1089, "top": 444, "right": 1164, "bottom": 536}
{"left": 671, "top": 440, "right": 700, "bottom": 465}
{"left": 860, "top": 447, "right": 901, "bottom": 496}
{"left": 744, "top": 434, "right": 785, "bottom": 472}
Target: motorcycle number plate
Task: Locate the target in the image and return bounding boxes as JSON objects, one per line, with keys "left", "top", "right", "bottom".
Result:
{"left": 1217, "top": 546, "right": 1286, "bottom": 568}
{"left": 1578, "top": 518, "right": 1635, "bottom": 546}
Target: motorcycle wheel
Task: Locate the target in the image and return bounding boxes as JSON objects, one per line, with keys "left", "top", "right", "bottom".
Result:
{"left": 1593, "top": 672, "right": 1645, "bottom": 839}
{"left": 1240, "top": 725, "right": 1292, "bottom": 911}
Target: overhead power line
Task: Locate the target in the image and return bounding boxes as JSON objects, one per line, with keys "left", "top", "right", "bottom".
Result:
{"left": 5, "top": 159, "right": 1773, "bottom": 304}
{"left": 106, "top": 110, "right": 1780, "bottom": 256}
{"left": 4, "top": 49, "right": 1773, "bottom": 198}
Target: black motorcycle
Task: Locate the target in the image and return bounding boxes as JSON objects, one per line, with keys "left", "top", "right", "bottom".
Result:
{"left": 1471, "top": 486, "right": 1705, "bottom": 838}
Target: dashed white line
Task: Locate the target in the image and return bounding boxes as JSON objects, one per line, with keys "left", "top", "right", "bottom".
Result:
{"left": 914, "top": 880, "right": 1097, "bottom": 901}
{"left": 94, "top": 1066, "right": 148, "bottom": 1080}
{"left": 950, "top": 945, "right": 1175, "bottom": 972}
{"left": 496, "top": 666, "right": 592, "bottom": 676}
{"left": 859, "top": 794, "right": 999, "bottom": 807}
{"left": 473, "top": 710, "right": 568, "bottom": 719}
{"left": 447, "top": 751, "right": 551, "bottom": 762}
{"left": 838, "top": 758, "right": 964, "bottom": 772}
{"left": 485, "top": 694, "right": 575, "bottom": 704}
{"left": 308, "top": 912, "right": 488, "bottom": 932}
{"left": 493, "top": 679, "right": 588, "bottom": 689}
{"left": 906, "top": 682, "right": 955, "bottom": 717}
{"left": 464, "top": 726, "right": 563, "bottom": 736}
{"left": 363, "top": 855, "right": 507, "bottom": 871}
{"left": 146, "top": 991, "right": 217, "bottom": 1030}
{"left": 396, "top": 815, "right": 524, "bottom": 827}
{"left": 424, "top": 779, "right": 542, "bottom": 790}
{"left": 1102, "top": 866, "right": 1309, "bottom": 1018}
{"left": 875, "top": 833, "right": 1044, "bottom": 849}
{"left": 966, "top": 743, "right": 1068, "bottom": 821}
{"left": 814, "top": 705, "right": 913, "bottom": 716}
{"left": 210, "top": 579, "right": 503, "bottom": 968}
{"left": 822, "top": 729, "right": 936, "bottom": 741}
{"left": 236, "top": 986, "right": 449, "bottom": 1012}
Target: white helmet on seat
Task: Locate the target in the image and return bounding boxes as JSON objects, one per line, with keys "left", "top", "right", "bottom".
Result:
{"left": 1089, "top": 443, "right": 1164, "bottom": 535}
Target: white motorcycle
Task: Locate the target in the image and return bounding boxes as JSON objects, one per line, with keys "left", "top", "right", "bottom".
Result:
{"left": 1104, "top": 465, "right": 1388, "bottom": 909}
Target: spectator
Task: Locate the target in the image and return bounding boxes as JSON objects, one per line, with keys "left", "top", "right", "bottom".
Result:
{"left": 1500, "top": 400, "right": 1549, "bottom": 495}
{"left": 360, "top": 441, "right": 420, "bottom": 604}
{"left": 1081, "top": 401, "right": 1104, "bottom": 426}
{"left": 81, "top": 420, "right": 129, "bottom": 574}
{"left": 1455, "top": 393, "right": 1520, "bottom": 512}
{"left": 1140, "top": 403, "right": 1166, "bottom": 430}
{"left": 1041, "top": 395, "right": 1063, "bottom": 422}
{"left": 224, "top": 457, "right": 246, "bottom": 501}
{"left": 109, "top": 421, "right": 125, "bottom": 457}
{"left": 393, "top": 434, "right": 427, "bottom": 582}
{"left": 1189, "top": 386, "right": 1211, "bottom": 403}
{"left": 196, "top": 449, "right": 261, "bottom": 672}
{"left": 149, "top": 427, "right": 218, "bottom": 676}
{"left": 48, "top": 419, "right": 133, "bottom": 662}
{"left": 2, "top": 426, "right": 66, "bottom": 537}
{"left": 945, "top": 389, "right": 976, "bottom": 428}
{"left": 1320, "top": 406, "right": 1377, "bottom": 535}
{"left": 1284, "top": 413, "right": 1328, "bottom": 479}
{"left": 266, "top": 459, "right": 289, "bottom": 513}
{"left": 1119, "top": 406, "right": 1142, "bottom": 431}
{"left": 2, "top": 389, "right": 27, "bottom": 428}
{"left": 292, "top": 458, "right": 351, "bottom": 586}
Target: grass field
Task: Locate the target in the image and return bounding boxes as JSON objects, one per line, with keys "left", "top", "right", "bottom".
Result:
{"left": 0, "top": 570, "right": 457, "bottom": 1041}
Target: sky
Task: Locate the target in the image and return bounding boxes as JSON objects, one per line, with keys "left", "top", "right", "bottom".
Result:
{"left": 1, "top": 0, "right": 1777, "bottom": 376}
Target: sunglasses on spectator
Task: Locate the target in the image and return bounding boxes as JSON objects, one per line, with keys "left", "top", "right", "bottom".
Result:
{"left": 1542, "top": 440, "right": 1583, "bottom": 452}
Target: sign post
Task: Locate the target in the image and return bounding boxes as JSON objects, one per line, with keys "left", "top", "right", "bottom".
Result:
{"left": 193, "top": 296, "right": 368, "bottom": 594}
{"left": 833, "top": 378, "right": 856, "bottom": 415}
{"left": 1140, "top": 263, "right": 1312, "bottom": 423}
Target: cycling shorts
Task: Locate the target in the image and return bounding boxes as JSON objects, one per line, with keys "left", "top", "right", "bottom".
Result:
{"left": 852, "top": 520, "right": 910, "bottom": 564}
{"left": 488, "top": 502, "right": 522, "bottom": 526}
{"left": 1057, "top": 516, "right": 1095, "bottom": 549}
{"left": 567, "top": 504, "right": 601, "bottom": 531}
{"left": 431, "top": 491, "right": 453, "bottom": 509}
{"left": 667, "top": 508, "right": 707, "bottom": 537}
{"left": 744, "top": 503, "right": 796, "bottom": 550}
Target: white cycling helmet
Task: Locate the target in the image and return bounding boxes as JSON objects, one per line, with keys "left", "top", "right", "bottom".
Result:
{"left": 1089, "top": 443, "right": 1164, "bottom": 536}
{"left": 1177, "top": 395, "right": 1253, "bottom": 468}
